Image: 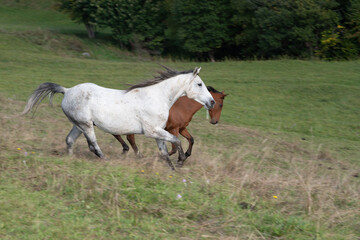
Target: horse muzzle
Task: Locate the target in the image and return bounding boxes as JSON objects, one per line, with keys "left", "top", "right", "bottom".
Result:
{"left": 210, "top": 119, "right": 218, "bottom": 125}
{"left": 205, "top": 99, "right": 215, "bottom": 110}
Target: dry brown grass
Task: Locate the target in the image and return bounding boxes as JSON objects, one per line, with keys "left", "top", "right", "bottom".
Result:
{"left": 1, "top": 96, "right": 359, "bottom": 238}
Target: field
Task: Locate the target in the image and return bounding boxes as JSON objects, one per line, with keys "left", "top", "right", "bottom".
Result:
{"left": 0, "top": 2, "right": 360, "bottom": 239}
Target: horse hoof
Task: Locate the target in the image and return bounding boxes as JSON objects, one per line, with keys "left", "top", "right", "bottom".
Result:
{"left": 166, "top": 163, "right": 176, "bottom": 171}
{"left": 176, "top": 161, "right": 183, "bottom": 168}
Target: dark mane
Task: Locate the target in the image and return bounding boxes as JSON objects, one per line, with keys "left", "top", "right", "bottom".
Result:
{"left": 207, "top": 86, "right": 221, "bottom": 93}
{"left": 126, "top": 65, "right": 193, "bottom": 92}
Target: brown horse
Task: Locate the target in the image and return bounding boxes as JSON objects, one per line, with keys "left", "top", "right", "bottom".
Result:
{"left": 113, "top": 86, "right": 227, "bottom": 165}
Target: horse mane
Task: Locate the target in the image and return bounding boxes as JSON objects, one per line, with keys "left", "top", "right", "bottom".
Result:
{"left": 207, "top": 86, "right": 221, "bottom": 93}
{"left": 126, "top": 65, "right": 193, "bottom": 92}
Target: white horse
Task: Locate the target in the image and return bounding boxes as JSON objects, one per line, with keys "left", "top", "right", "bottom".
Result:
{"left": 21, "top": 66, "right": 215, "bottom": 170}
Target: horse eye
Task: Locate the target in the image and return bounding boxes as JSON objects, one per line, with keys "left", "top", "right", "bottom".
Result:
{"left": 198, "top": 83, "right": 202, "bottom": 87}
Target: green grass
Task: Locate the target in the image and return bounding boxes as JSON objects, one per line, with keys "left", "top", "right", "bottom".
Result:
{"left": 0, "top": 154, "right": 327, "bottom": 239}
{"left": 0, "top": 2, "right": 359, "bottom": 239}
{"left": 0, "top": 4, "right": 83, "bottom": 33}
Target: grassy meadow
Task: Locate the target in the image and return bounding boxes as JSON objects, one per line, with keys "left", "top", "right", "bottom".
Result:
{"left": 0, "top": 1, "right": 360, "bottom": 239}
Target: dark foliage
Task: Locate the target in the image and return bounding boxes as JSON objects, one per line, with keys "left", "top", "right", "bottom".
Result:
{"left": 55, "top": 0, "right": 360, "bottom": 60}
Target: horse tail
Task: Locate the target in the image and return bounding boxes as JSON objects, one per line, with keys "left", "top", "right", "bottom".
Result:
{"left": 21, "top": 82, "right": 67, "bottom": 116}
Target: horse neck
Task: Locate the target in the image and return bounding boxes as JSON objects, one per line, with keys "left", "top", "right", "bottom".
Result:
{"left": 155, "top": 74, "right": 190, "bottom": 108}
{"left": 176, "top": 97, "right": 203, "bottom": 116}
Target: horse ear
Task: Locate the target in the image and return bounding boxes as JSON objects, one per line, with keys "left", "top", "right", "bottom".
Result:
{"left": 192, "top": 67, "right": 201, "bottom": 76}
{"left": 222, "top": 92, "right": 229, "bottom": 98}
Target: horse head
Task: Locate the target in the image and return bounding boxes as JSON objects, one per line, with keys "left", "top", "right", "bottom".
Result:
{"left": 185, "top": 67, "right": 215, "bottom": 110}
{"left": 207, "top": 86, "right": 228, "bottom": 125}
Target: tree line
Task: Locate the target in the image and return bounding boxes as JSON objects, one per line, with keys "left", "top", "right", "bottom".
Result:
{"left": 55, "top": 0, "right": 360, "bottom": 61}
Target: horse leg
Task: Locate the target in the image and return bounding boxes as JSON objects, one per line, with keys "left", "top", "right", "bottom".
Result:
{"left": 66, "top": 125, "right": 82, "bottom": 156}
{"left": 113, "top": 135, "right": 130, "bottom": 154}
{"left": 126, "top": 135, "right": 142, "bottom": 158}
{"left": 167, "top": 128, "right": 179, "bottom": 156}
{"left": 78, "top": 123, "right": 105, "bottom": 159}
{"left": 144, "top": 127, "right": 185, "bottom": 169}
{"left": 179, "top": 128, "right": 194, "bottom": 158}
{"left": 156, "top": 139, "right": 175, "bottom": 171}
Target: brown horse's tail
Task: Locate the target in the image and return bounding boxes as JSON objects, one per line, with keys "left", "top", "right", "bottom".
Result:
{"left": 20, "top": 82, "right": 67, "bottom": 116}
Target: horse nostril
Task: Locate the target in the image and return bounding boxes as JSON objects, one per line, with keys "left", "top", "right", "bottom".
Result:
{"left": 211, "top": 100, "right": 215, "bottom": 106}
{"left": 210, "top": 119, "right": 218, "bottom": 125}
